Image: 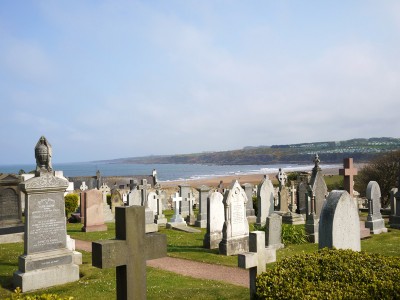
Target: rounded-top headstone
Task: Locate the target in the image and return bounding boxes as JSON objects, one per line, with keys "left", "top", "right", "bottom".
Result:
{"left": 366, "top": 181, "right": 381, "bottom": 201}
{"left": 319, "top": 190, "right": 361, "bottom": 251}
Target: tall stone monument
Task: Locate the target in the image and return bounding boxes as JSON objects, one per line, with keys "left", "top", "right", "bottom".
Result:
{"left": 0, "top": 174, "right": 24, "bottom": 243}
{"left": 203, "top": 191, "right": 224, "bottom": 249}
{"left": 195, "top": 185, "right": 211, "bottom": 228}
{"left": 308, "top": 154, "right": 328, "bottom": 218}
{"left": 256, "top": 175, "right": 274, "bottom": 226}
{"left": 242, "top": 183, "right": 256, "bottom": 224}
{"left": 14, "top": 136, "right": 79, "bottom": 292}
{"left": 82, "top": 189, "right": 107, "bottom": 232}
{"left": 219, "top": 180, "right": 249, "bottom": 256}
{"left": 276, "top": 169, "right": 289, "bottom": 212}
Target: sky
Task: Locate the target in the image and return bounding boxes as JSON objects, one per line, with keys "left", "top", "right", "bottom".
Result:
{"left": 1, "top": 1, "right": 400, "bottom": 164}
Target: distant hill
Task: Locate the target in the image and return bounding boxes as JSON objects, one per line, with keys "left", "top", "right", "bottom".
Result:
{"left": 100, "top": 137, "right": 400, "bottom": 165}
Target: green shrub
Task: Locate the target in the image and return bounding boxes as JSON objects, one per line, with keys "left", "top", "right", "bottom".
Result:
{"left": 64, "top": 193, "right": 79, "bottom": 217}
{"left": 286, "top": 172, "right": 298, "bottom": 182}
{"left": 281, "top": 224, "right": 307, "bottom": 245}
{"left": 256, "top": 248, "right": 400, "bottom": 300}
{"left": 7, "top": 287, "right": 73, "bottom": 299}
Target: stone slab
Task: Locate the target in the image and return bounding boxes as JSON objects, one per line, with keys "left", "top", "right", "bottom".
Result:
{"left": 168, "top": 224, "right": 201, "bottom": 233}
{"left": 0, "top": 232, "right": 24, "bottom": 244}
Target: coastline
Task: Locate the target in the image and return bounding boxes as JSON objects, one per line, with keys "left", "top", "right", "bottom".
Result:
{"left": 159, "top": 165, "right": 345, "bottom": 189}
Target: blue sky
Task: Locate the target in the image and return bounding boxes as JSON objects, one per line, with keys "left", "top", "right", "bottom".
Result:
{"left": 1, "top": 1, "right": 399, "bottom": 164}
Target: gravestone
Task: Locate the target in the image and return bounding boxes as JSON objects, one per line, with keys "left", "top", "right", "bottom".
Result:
{"left": 92, "top": 206, "right": 167, "bottom": 300}
{"left": 154, "top": 190, "right": 167, "bottom": 225}
{"left": 166, "top": 192, "right": 186, "bottom": 228}
{"left": 242, "top": 183, "right": 256, "bottom": 223}
{"left": 296, "top": 175, "right": 309, "bottom": 214}
{"left": 122, "top": 192, "right": 127, "bottom": 204}
{"left": 365, "top": 181, "right": 387, "bottom": 234}
{"left": 111, "top": 189, "right": 124, "bottom": 214}
{"left": 339, "top": 157, "right": 358, "bottom": 198}
{"left": 389, "top": 188, "right": 398, "bottom": 226}
{"left": 0, "top": 174, "right": 24, "bottom": 243}
{"left": 219, "top": 180, "right": 249, "bottom": 256}
{"left": 256, "top": 176, "right": 274, "bottom": 226}
{"left": 82, "top": 189, "right": 107, "bottom": 232}
{"left": 265, "top": 213, "right": 284, "bottom": 249}
{"left": 179, "top": 184, "right": 191, "bottom": 218}
{"left": 80, "top": 181, "right": 88, "bottom": 191}
{"left": 217, "top": 181, "right": 224, "bottom": 194}
{"left": 138, "top": 179, "right": 151, "bottom": 207}
{"left": 203, "top": 191, "right": 225, "bottom": 249}
{"left": 319, "top": 190, "right": 361, "bottom": 251}
{"left": 184, "top": 192, "right": 196, "bottom": 225}
{"left": 147, "top": 192, "right": 158, "bottom": 215}
{"left": 309, "top": 154, "right": 328, "bottom": 218}
{"left": 14, "top": 136, "right": 79, "bottom": 292}
{"left": 79, "top": 192, "right": 86, "bottom": 224}
{"left": 305, "top": 188, "right": 319, "bottom": 243}
{"left": 99, "top": 183, "right": 114, "bottom": 222}
{"left": 127, "top": 180, "right": 141, "bottom": 206}
{"left": 276, "top": 169, "right": 289, "bottom": 212}
{"left": 139, "top": 180, "right": 157, "bottom": 233}
{"left": 238, "top": 231, "right": 276, "bottom": 300}
{"left": 282, "top": 181, "right": 305, "bottom": 225}
{"left": 195, "top": 185, "right": 211, "bottom": 228}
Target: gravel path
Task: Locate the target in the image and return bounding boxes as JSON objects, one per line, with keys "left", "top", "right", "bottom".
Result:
{"left": 74, "top": 239, "right": 249, "bottom": 287}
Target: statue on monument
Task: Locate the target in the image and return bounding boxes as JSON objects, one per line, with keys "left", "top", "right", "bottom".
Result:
{"left": 35, "top": 136, "right": 53, "bottom": 174}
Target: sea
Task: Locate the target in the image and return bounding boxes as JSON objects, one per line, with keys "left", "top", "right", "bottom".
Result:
{"left": 0, "top": 162, "right": 341, "bottom": 182}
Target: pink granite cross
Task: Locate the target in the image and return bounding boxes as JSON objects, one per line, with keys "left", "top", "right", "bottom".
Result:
{"left": 339, "top": 158, "right": 358, "bottom": 197}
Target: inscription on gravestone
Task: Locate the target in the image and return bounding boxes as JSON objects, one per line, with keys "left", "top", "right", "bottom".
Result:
{"left": 28, "top": 194, "right": 66, "bottom": 253}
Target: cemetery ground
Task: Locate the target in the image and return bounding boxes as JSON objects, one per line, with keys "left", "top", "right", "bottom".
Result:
{"left": 0, "top": 210, "right": 399, "bottom": 299}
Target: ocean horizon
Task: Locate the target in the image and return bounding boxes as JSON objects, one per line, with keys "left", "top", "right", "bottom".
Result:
{"left": 0, "top": 162, "right": 341, "bottom": 182}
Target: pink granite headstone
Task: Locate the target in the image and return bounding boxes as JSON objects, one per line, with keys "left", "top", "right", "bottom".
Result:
{"left": 82, "top": 189, "right": 107, "bottom": 232}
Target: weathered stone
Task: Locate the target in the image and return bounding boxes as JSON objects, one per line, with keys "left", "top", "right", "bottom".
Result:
{"left": 296, "top": 175, "right": 309, "bottom": 215}
{"left": 92, "top": 206, "right": 167, "bottom": 300}
{"left": 265, "top": 213, "right": 284, "bottom": 249}
{"left": 99, "top": 183, "right": 114, "bottom": 222}
{"left": 256, "top": 176, "right": 274, "bottom": 226}
{"left": 82, "top": 189, "right": 107, "bottom": 232}
{"left": 195, "top": 185, "right": 211, "bottom": 228}
{"left": 166, "top": 193, "right": 186, "bottom": 227}
{"left": 238, "top": 231, "right": 276, "bottom": 300}
{"left": 319, "top": 190, "right": 361, "bottom": 251}
{"left": 309, "top": 154, "right": 328, "bottom": 218}
{"left": 277, "top": 187, "right": 290, "bottom": 212}
{"left": 242, "top": 183, "right": 256, "bottom": 223}
{"left": 179, "top": 184, "right": 191, "bottom": 218}
{"left": 203, "top": 191, "right": 224, "bottom": 249}
{"left": 365, "top": 181, "right": 387, "bottom": 234}
{"left": 111, "top": 190, "right": 124, "bottom": 214}
{"left": 219, "top": 180, "right": 249, "bottom": 256}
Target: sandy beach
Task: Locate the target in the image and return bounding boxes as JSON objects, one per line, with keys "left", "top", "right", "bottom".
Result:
{"left": 159, "top": 166, "right": 344, "bottom": 189}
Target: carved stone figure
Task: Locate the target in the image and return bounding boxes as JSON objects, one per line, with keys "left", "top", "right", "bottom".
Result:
{"left": 35, "top": 136, "right": 53, "bottom": 174}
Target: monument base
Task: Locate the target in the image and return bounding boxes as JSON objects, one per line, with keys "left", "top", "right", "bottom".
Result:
{"left": 14, "top": 263, "right": 79, "bottom": 293}
{"left": 306, "top": 217, "right": 319, "bottom": 244}
{"left": 0, "top": 232, "right": 24, "bottom": 244}
{"left": 219, "top": 236, "right": 249, "bottom": 256}
{"left": 282, "top": 212, "right": 305, "bottom": 225}
{"left": 185, "top": 215, "right": 196, "bottom": 226}
{"left": 246, "top": 215, "right": 257, "bottom": 224}
{"left": 145, "top": 223, "right": 158, "bottom": 233}
{"left": 360, "top": 221, "right": 371, "bottom": 239}
{"left": 82, "top": 224, "right": 108, "bottom": 232}
{"left": 155, "top": 215, "right": 167, "bottom": 225}
{"left": 194, "top": 219, "right": 207, "bottom": 228}
{"left": 365, "top": 219, "right": 388, "bottom": 234}
{"left": 389, "top": 215, "right": 400, "bottom": 229}
{"left": 166, "top": 221, "right": 187, "bottom": 229}
{"left": 203, "top": 233, "right": 222, "bottom": 249}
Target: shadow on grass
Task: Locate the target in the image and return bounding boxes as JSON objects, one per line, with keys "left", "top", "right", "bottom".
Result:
{"left": 167, "top": 245, "right": 218, "bottom": 254}
{"left": 0, "top": 275, "right": 15, "bottom": 292}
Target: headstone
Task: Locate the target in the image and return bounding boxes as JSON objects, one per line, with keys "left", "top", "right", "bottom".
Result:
{"left": 127, "top": 180, "right": 141, "bottom": 207}
{"left": 217, "top": 181, "right": 224, "bottom": 194}
{"left": 265, "top": 213, "right": 284, "bottom": 249}
{"left": 242, "top": 183, "right": 256, "bottom": 223}
{"left": 195, "top": 185, "right": 211, "bottom": 228}
{"left": 0, "top": 174, "right": 24, "bottom": 243}
{"left": 184, "top": 192, "right": 196, "bottom": 225}
{"left": 319, "top": 190, "right": 361, "bottom": 251}
{"left": 364, "top": 181, "right": 387, "bottom": 234}
{"left": 111, "top": 190, "right": 124, "bottom": 214}
{"left": 179, "top": 184, "right": 191, "bottom": 218}
{"left": 13, "top": 136, "right": 79, "bottom": 292}
{"left": 289, "top": 181, "right": 297, "bottom": 213}
{"left": 147, "top": 192, "right": 158, "bottom": 215}
{"left": 309, "top": 154, "right": 328, "bottom": 218}
{"left": 166, "top": 192, "right": 186, "bottom": 228}
{"left": 82, "top": 189, "right": 107, "bottom": 232}
{"left": 79, "top": 191, "right": 86, "bottom": 224}
{"left": 256, "top": 176, "right": 274, "bottom": 226}
{"left": 138, "top": 179, "right": 151, "bottom": 207}
{"left": 99, "top": 183, "right": 114, "bottom": 222}
{"left": 282, "top": 181, "right": 305, "bottom": 225}
{"left": 339, "top": 157, "right": 358, "bottom": 198}
{"left": 238, "top": 231, "right": 276, "bottom": 300}
{"left": 296, "top": 175, "right": 309, "bottom": 214}
{"left": 92, "top": 206, "right": 167, "bottom": 300}
{"left": 389, "top": 188, "right": 398, "bottom": 226}
{"left": 122, "top": 192, "right": 127, "bottom": 204}
{"left": 203, "top": 191, "right": 225, "bottom": 249}
{"left": 154, "top": 190, "right": 167, "bottom": 225}
{"left": 305, "top": 188, "right": 319, "bottom": 243}
{"left": 277, "top": 186, "right": 290, "bottom": 212}
{"left": 80, "top": 181, "right": 88, "bottom": 191}
{"left": 219, "top": 180, "right": 249, "bottom": 256}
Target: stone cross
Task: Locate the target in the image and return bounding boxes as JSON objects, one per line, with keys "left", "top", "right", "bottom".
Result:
{"left": 172, "top": 192, "right": 182, "bottom": 216}
{"left": 276, "top": 168, "right": 287, "bottom": 188}
{"left": 339, "top": 158, "right": 358, "bottom": 197}
{"left": 80, "top": 181, "right": 88, "bottom": 191}
{"left": 138, "top": 179, "right": 151, "bottom": 207}
{"left": 289, "top": 181, "right": 297, "bottom": 213}
{"left": 238, "top": 231, "right": 276, "bottom": 299}
{"left": 92, "top": 206, "right": 167, "bottom": 300}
